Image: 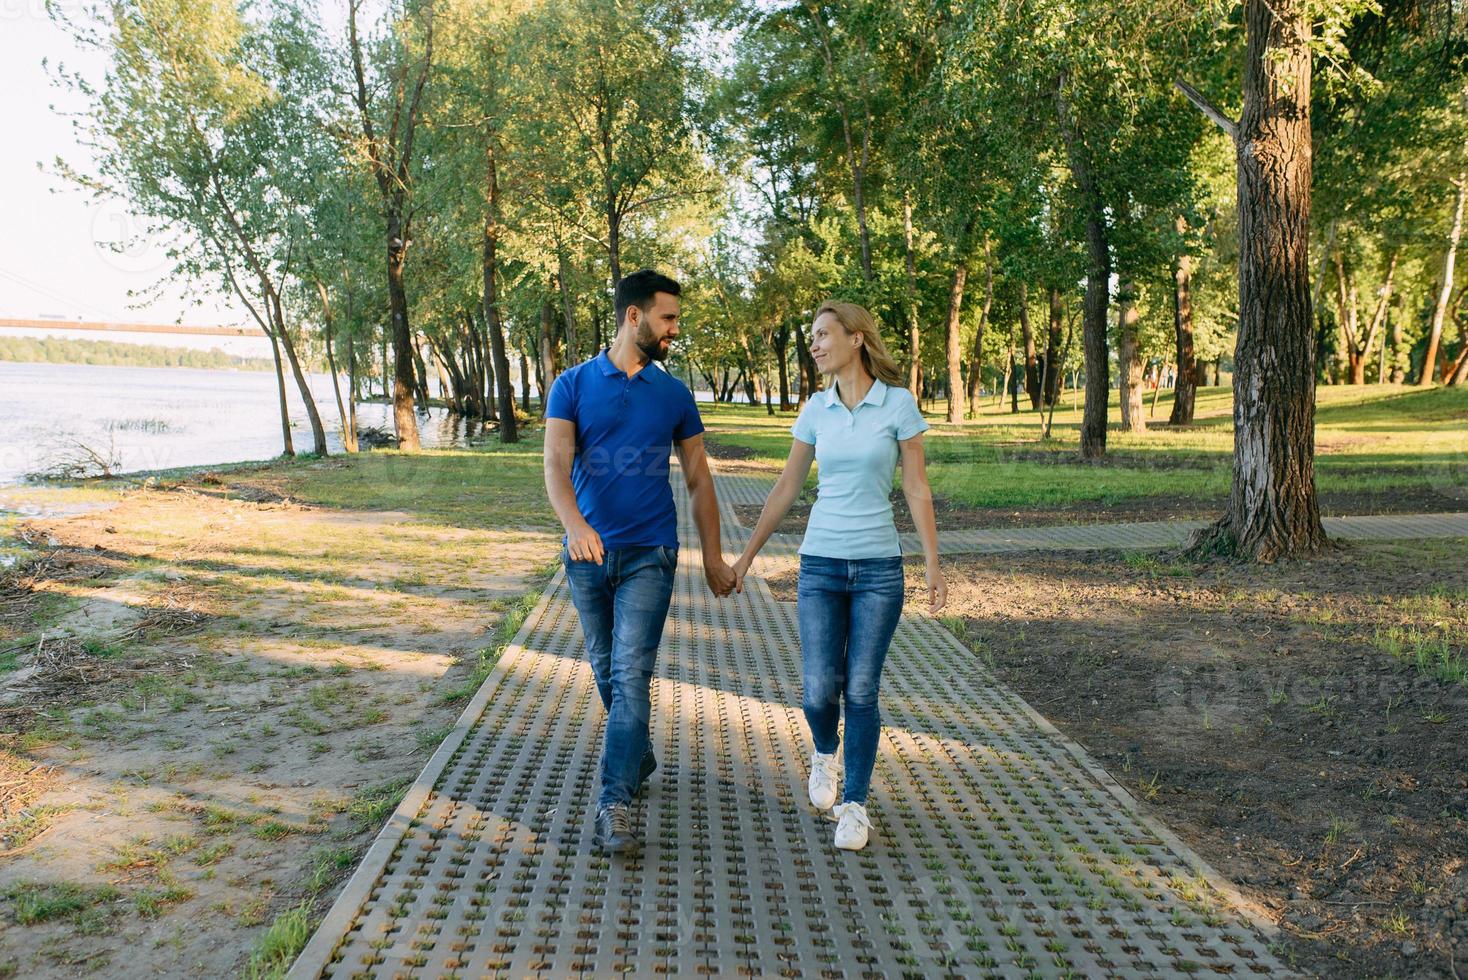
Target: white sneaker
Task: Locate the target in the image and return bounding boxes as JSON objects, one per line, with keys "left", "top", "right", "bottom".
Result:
{"left": 807, "top": 751, "right": 839, "bottom": 810}
{"left": 833, "top": 801, "right": 871, "bottom": 851}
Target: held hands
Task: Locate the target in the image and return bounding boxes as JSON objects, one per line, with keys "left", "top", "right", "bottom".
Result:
{"left": 731, "top": 554, "right": 751, "bottom": 595}
{"left": 703, "top": 555, "right": 738, "bottom": 598}
{"left": 926, "top": 562, "right": 947, "bottom": 614}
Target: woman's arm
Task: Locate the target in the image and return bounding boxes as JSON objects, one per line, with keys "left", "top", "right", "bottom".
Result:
{"left": 899, "top": 433, "right": 946, "bottom": 613}
{"left": 733, "top": 439, "right": 816, "bottom": 588}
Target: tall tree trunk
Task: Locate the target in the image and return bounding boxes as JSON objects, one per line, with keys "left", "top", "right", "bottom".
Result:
{"left": 1185, "top": 0, "right": 1326, "bottom": 561}
{"left": 904, "top": 192, "right": 921, "bottom": 397}
{"left": 520, "top": 350, "right": 531, "bottom": 414}
{"left": 607, "top": 215, "right": 622, "bottom": 289}
{"left": 557, "top": 250, "right": 580, "bottom": 363}
{"left": 1420, "top": 175, "right": 1466, "bottom": 386}
{"left": 269, "top": 290, "right": 328, "bottom": 457}
{"left": 944, "top": 259, "right": 968, "bottom": 423}
{"left": 774, "top": 322, "right": 793, "bottom": 411}
{"left": 764, "top": 353, "right": 775, "bottom": 415}
{"left": 965, "top": 238, "right": 994, "bottom": 420}
{"left": 412, "top": 334, "right": 432, "bottom": 406}
{"left": 1005, "top": 325, "right": 1018, "bottom": 413}
{"left": 474, "top": 312, "right": 496, "bottom": 422}
{"left": 372, "top": 331, "right": 384, "bottom": 404}
{"left": 1117, "top": 278, "right": 1145, "bottom": 433}
{"left": 385, "top": 211, "right": 421, "bottom": 451}
{"left": 1170, "top": 217, "right": 1198, "bottom": 425}
{"left": 428, "top": 339, "right": 455, "bottom": 411}
{"left": 318, "top": 283, "right": 358, "bottom": 453}
{"left": 1361, "top": 249, "right": 1398, "bottom": 384}
{"left": 1020, "top": 282, "right": 1040, "bottom": 410}
{"left": 483, "top": 141, "right": 517, "bottom": 443}
{"left": 1043, "top": 287, "right": 1063, "bottom": 407}
{"left": 1333, "top": 250, "right": 1366, "bottom": 384}
{"left": 1058, "top": 75, "right": 1111, "bottom": 458}
{"left": 539, "top": 296, "right": 557, "bottom": 414}
{"left": 267, "top": 328, "right": 294, "bottom": 457}
{"left": 1077, "top": 215, "right": 1110, "bottom": 458}
{"left": 795, "top": 319, "right": 819, "bottom": 400}
{"left": 344, "top": 333, "right": 360, "bottom": 446}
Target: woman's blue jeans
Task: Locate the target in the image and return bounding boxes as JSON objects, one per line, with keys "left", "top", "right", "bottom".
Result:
{"left": 561, "top": 544, "right": 677, "bottom": 809}
{"left": 796, "top": 553, "right": 905, "bottom": 804}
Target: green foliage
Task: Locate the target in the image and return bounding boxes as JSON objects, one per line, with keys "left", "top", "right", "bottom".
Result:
{"left": 0, "top": 335, "right": 273, "bottom": 371}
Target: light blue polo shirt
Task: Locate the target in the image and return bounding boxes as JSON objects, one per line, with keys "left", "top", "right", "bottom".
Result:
{"left": 791, "top": 378, "right": 929, "bottom": 559}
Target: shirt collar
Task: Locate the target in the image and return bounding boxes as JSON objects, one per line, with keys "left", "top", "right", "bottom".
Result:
{"left": 824, "top": 377, "right": 889, "bottom": 409}
{"left": 597, "top": 348, "right": 655, "bottom": 383}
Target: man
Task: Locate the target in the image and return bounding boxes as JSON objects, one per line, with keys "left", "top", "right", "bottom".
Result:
{"left": 544, "top": 268, "right": 737, "bottom": 854}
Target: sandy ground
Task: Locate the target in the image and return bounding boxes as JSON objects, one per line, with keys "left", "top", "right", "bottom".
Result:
{"left": 0, "top": 483, "right": 557, "bottom": 978}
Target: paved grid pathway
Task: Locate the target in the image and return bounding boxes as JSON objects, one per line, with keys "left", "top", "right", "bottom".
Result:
{"left": 287, "top": 465, "right": 1468, "bottom": 979}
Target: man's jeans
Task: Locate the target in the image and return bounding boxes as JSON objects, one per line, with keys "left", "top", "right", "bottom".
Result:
{"left": 796, "top": 553, "right": 905, "bottom": 804}
{"left": 561, "top": 544, "right": 677, "bottom": 809}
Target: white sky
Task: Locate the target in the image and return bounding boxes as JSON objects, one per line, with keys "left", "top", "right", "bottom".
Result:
{"left": 0, "top": 1, "right": 249, "bottom": 330}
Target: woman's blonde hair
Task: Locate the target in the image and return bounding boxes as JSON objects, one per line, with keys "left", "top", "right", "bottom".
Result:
{"left": 814, "top": 300, "right": 906, "bottom": 388}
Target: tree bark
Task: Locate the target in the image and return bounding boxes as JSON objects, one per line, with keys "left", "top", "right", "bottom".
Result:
{"left": 316, "top": 279, "right": 358, "bottom": 453}
{"left": 1020, "top": 282, "right": 1040, "bottom": 410}
{"left": 1420, "top": 175, "right": 1466, "bottom": 385}
{"left": 904, "top": 192, "right": 921, "bottom": 397}
{"left": 965, "top": 238, "right": 994, "bottom": 420}
{"left": 1186, "top": 0, "right": 1327, "bottom": 561}
{"left": 1058, "top": 75, "right": 1110, "bottom": 458}
{"left": 344, "top": 333, "right": 360, "bottom": 444}
{"left": 774, "top": 321, "right": 792, "bottom": 411}
{"left": 1170, "top": 217, "right": 1198, "bottom": 425}
{"left": 267, "top": 328, "right": 294, "bottom": 457}
{"left": 483, "top": 140, "right": 517, "bottom": 443}
{"left": 944, "top": 259, "right": 968, "bottom": 424}
{"left": 269, "top": 289, "right": 328, "bottom": 456}
{"left": 411, "top": 333, "right": 431, "bottom": 406}
{"left": 1117, "top": 277, "right": 1145, "bottom": 432}
{"left": 520, "top": 350, "right": 531, "bottom": 414}
{"left": 385, "top": 216, "right": 421, "bottom": 450}
{"left": 557, "top": 251, "right": 580, "bottom": 363}
{"left": 1043, "top": 287, "right": 1063, "bottom": 407}
{"left": 538, "top": 296, "right": 556, "bottom": 412}
{"left": 795, "top": 318, "right": 819, "bottom": 399}
{"left": 1360, "top": 249, "right": 1398, "bottom": 383}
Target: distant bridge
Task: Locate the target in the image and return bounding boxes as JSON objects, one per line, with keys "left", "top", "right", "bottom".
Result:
{"left": 0, "top": 317, "right": 256, "bottom": 338}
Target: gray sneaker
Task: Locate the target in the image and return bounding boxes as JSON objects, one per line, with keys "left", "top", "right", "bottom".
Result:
{"left": 594, "top": 803, "right": 639, "bottom": 854}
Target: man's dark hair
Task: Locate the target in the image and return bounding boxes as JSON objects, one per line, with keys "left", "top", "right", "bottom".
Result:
{"left": 614, "top": 269, "right": 681, "bottom": 326}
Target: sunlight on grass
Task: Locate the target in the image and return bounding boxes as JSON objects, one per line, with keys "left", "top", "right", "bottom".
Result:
{"left": 702, "top": 384, "right": 1467, "bottom": 510}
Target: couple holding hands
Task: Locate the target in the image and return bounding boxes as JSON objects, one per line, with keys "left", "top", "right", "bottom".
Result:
{"left": 543, "top": 269, "right": 946, "bottom": 855}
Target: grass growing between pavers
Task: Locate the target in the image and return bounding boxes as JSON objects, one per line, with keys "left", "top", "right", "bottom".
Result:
{"left": 702, "top": 384, "right": 1468, "bottom": 523}
{"left": 0, "top": 437, "right": 560, "bottom": 978}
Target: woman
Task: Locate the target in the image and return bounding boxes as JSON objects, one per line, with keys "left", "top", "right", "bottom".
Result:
{"left": 732, "top": 300, "right": 945, "bottom": 851}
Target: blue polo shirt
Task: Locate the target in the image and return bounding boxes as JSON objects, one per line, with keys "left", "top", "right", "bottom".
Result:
{"left": 791, "top": 378, "right": 929, "bottom": 559}
{"left": 546, "top": 350, "right": 704, "bottom": 550}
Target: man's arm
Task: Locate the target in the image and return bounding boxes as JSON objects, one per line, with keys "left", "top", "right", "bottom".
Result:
{"left": 543, "top": 417, "right": 604, "bottom": 564}
{"left": 673, "top": 433, "right": 736, "bottom": 596}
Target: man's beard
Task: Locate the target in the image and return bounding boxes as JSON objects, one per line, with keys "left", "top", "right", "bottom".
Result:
{"left": 635, "top": 321, "right": 669, "bottom": 362}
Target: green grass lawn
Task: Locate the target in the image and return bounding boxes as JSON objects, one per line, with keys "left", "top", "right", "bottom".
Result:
{"left": 699, "top": 383, "right": 1468, "bottom": 511}
{"left": 203, "top": 433, "right": 559, "bottom": 532}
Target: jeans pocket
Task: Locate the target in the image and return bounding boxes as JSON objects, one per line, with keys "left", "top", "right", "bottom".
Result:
{"left": 660, "top": 546, "right": 678, "bottom": 573}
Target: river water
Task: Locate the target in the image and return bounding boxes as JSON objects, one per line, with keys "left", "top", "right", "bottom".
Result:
{"left": 0, "top": 361, "right": 493, "bottom": 485}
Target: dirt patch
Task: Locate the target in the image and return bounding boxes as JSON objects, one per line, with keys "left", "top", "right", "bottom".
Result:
{"left": 767, "top": 541, "right": 1468, "bottom": 978}
{"left": 704, "top": 440, "right": 760, "bottom": 461}
{"left": 736, "top": 487, "right": 1465, "bottom": 534}
{"left": 0, "top": 480, "right": 558, "bottom": 978}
